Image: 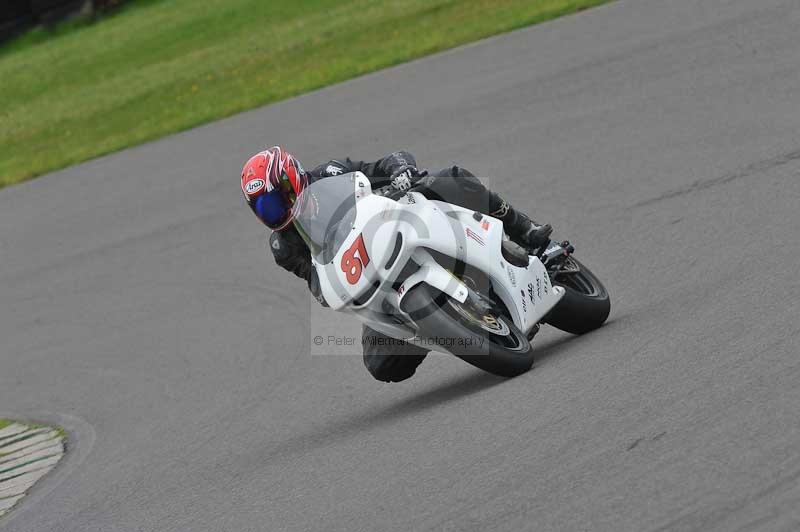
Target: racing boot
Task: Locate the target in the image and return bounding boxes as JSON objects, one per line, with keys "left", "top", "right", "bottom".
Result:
{"left": 490, "top": 195, "right": 553, "bottom": 252}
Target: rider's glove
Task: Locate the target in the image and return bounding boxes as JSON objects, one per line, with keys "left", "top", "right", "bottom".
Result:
{"left": 390, "top": 165, "right": 426, "bottom": 191}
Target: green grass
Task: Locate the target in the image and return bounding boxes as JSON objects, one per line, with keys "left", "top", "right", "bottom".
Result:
{"left": 0, "top": 419, "right": 11, "bottom": 430}
{"left": 0, "top": 0, "right": 612, "bottom": 187}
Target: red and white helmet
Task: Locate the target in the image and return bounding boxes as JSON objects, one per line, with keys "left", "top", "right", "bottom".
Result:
{"left": 241, "top": 146, "right": 308, "bottom": 230}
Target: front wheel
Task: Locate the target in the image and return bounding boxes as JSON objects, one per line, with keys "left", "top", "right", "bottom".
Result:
{"left": 402, "top": 284, "right": 534, "bottom": 377}
{"left": 545, "top": 257, "right": 611, "bottom": 334}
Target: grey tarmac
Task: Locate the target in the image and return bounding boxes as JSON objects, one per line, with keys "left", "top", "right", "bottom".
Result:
{"left": 1, "top": 0, "right": 799, "bottom": 530}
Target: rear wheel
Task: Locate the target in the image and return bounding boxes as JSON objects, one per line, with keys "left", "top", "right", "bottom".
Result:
{"left": 402, "top": 284, "right": 534, "bottom": 377}
{"left": 545, "top": 257, "right": 610, "bottom": 334}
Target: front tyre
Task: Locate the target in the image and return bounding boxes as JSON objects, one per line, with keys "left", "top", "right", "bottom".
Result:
{"left": 402, "top": 284, "right": 534, "bottom": 377}
{"left": 545, "top": 257, "right": 611, "bottom": 334}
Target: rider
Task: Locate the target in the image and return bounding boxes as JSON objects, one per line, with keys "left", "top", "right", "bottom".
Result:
{"left": 241, "top": 146, "right": 553, "bottom": 383}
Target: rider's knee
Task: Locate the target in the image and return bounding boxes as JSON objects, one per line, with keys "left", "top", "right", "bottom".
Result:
{"left": 427, "top": 166, "right": 484, "bottom": 200}
{"left": 452, "top": 165, "right": 477, "bottom": 179}
{"left": 362, "top": 326, "right": 427, "bottom": 382}
{"left": 363, "top": 353, "right": 424, "bottom": 382}
{"left": 433, "top": 165, "right": 477, "bottom": 179}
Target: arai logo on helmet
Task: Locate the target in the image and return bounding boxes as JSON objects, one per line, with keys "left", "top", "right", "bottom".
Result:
{"left": 244, "top": 178, "right": 266, "bottom": 196}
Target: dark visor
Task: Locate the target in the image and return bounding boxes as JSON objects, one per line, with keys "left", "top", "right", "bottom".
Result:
{"left": 254, "top": 189, "right": 290, "bottom": 229}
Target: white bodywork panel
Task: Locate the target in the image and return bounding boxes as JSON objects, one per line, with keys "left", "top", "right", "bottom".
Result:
{"left": 312, "top": 172, "right": 564, "bottom": 340}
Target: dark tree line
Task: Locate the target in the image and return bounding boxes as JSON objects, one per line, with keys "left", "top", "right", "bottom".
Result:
{"left": 1, "top": 0, "right": 129, "bottom": 43}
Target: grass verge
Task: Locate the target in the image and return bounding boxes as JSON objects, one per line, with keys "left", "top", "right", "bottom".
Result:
{"left": 0, "top": 0, "right": 612, "bottom": 187}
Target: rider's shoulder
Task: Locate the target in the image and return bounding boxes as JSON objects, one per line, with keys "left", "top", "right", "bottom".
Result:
{"left": 309, "top": 159, "right": 351, "bottom": 178}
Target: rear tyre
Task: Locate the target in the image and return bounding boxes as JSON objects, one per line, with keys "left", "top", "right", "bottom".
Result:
{"left": 402, "top": 284, "right": 534, "bottom": 377}
{"left": 545, "top": 257, "right": 610, "bottom": 334}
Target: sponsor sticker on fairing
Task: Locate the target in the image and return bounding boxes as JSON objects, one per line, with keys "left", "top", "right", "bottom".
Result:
{"left": 465, "top": 228, "right": 485, "bottom": 246}
{"left": 244, "top": 178, "right": 266, "bottom": 196}
{"left": 507, "top": 267, "right": 516, "bottom": 286}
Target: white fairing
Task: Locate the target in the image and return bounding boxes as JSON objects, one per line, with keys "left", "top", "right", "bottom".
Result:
{"left": 310, "top": 172, "right": 564, "bottom": 342}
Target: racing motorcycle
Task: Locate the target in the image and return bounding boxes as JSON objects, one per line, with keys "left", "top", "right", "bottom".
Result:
{"left": 296, "top": 171, "right": 610, "bottom": 377}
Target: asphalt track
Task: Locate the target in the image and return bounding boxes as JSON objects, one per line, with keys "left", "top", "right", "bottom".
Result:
{"left": 2, "top": 0, "right": 800, "bottom": 530}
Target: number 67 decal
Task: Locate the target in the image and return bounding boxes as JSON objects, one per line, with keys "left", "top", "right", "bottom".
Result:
{"left": 341, "top": 234, "right": 371, "bottom": 284}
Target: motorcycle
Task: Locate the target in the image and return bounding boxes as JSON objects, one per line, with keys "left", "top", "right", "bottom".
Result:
{"left": 295, "top": 171, "right": 610, "bottom": 377}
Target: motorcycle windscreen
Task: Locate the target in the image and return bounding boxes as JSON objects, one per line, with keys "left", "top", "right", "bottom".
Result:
{"left": 293, "top": 173, "right": 359, "bottom": 264}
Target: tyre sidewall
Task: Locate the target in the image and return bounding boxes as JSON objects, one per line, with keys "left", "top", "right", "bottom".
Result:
{"left": 546, "top": 258, "right": 611, "bottom": 335}
{"left": 403, "top": 284, "right": 534, "bottom": 377}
